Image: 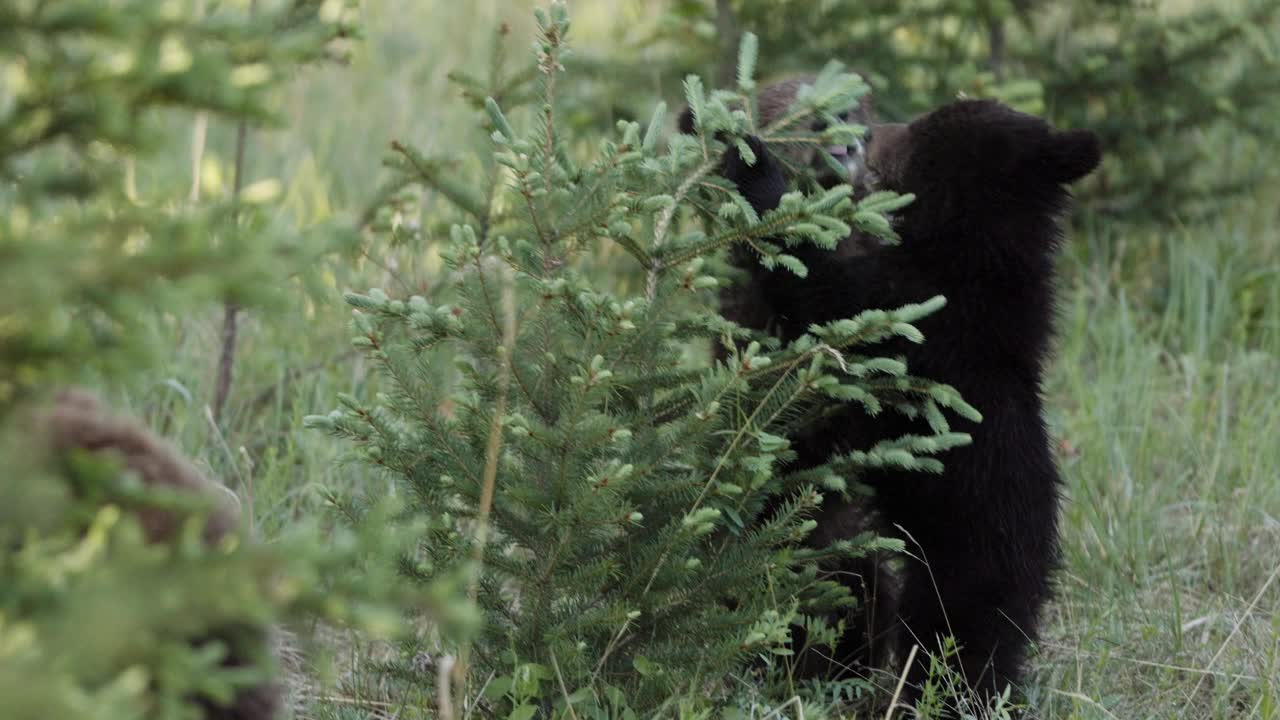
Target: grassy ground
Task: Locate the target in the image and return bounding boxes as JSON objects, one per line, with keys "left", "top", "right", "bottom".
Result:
{"left": 1031, "top": 192, "right": 1280, "bottom": 718}
{"left": 111, "top": 1, "right": 1280, "bottom": 717}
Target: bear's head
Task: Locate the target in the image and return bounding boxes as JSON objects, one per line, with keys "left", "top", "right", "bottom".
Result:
{"left": 866, "top": 99, "right": 1101, "bottom": 241}
{"left": 677, "top": 75, "right": 876, "bottom": 191}
{"left": 754, "top": 75, "right": 877, "bottom": 191}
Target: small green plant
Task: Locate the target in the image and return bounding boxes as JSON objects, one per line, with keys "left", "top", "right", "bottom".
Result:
{"left": 311, "top": 3, "right": 978, "bottom": 715}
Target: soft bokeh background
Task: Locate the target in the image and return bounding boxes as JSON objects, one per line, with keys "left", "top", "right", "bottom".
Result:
{"left": 16, "top": 0, "right": 1279, "bottom": 717}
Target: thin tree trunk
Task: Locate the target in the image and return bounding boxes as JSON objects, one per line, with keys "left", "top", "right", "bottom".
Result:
{"left": 189, "top": 0, "right": 208, "bottom": 204}
{"left": 987, "top": 16, "right": 1006, "bottom": 80}
{"left": 715, "top": 0, "right": 739, "bottom": 87}
{"left": 213, "top": 91, "right": 252, "bottom": 424}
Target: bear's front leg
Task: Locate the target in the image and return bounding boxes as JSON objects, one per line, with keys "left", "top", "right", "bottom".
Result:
{"left": 717, "top": 134, "right": 788, "bottom": 216}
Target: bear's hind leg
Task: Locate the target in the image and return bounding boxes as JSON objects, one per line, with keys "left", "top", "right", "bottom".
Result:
{"left": 892, "top": 546, "right": 1046, "bottom": 710}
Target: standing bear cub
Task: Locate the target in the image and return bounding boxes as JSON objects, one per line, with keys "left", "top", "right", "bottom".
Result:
{"left": 710, "top": 98, "right": 1100, "bottom": 702}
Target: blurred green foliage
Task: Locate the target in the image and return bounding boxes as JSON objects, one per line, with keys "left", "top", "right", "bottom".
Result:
{"left": 574, "top": 0, "right": 1280, "bottom": 223}
{"left": 0, "top": 2, "right": 465, "bottom": 718}
{"left": 0, "top": 0, "right": 362, "bottom": 400}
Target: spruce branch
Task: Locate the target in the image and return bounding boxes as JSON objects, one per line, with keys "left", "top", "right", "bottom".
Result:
{"left": 635, "top": 354, "right": 801, "bottom": 601}
{"left": 387, "top": 141, "right": 488, "bottom": 221}
{"left": 646, "top": 157, "right": 720, "bottom": 300}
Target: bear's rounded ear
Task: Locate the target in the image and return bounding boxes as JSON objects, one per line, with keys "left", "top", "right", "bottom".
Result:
{"left": 677, "top": 106, "right": 696, "bottom": 135}
{"left": 1045, "top": 129, "right": 1101, "bottom": 184}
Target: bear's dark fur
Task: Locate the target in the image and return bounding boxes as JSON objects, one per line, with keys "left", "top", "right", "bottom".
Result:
{"left": 679, "top": 77, "right": 885, "bottom": 364}
{"left": 708, "top": 99, "right": 1100, "bottom": 703}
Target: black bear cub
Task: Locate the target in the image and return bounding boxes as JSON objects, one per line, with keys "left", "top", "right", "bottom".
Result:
{"left": 715, "top": 99, "right": 1100, "bottom": 703}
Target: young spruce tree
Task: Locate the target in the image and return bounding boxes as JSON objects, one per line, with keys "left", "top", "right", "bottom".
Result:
{"left": 309, "top": 3, "right": 977, "bottom": 715}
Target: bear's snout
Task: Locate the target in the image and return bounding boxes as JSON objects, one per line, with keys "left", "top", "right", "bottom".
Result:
{"left": 866, "top": 122, "right": 910, "bottom": 190}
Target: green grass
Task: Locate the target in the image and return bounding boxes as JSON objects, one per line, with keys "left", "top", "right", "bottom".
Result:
{"left": 1029, "top": 201, "right": 1280, "bottom": 719}
{"left": 100, "top": 1, "right": 1280, "bottom": 717}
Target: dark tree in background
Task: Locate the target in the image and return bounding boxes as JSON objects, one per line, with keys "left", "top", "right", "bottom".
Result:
{"left": 0, "top": 3, "right": 451, "bottom": 718}
{"left": 576, "top": 0, "right": 1280, "bottom": 223}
